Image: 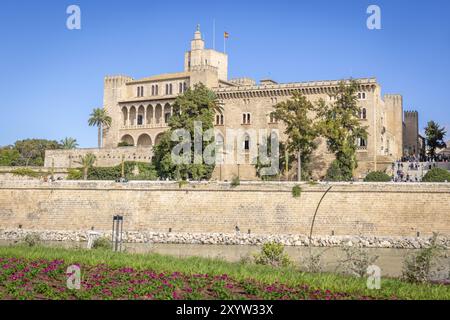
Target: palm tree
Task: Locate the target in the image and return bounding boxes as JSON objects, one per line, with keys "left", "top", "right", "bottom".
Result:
{"left": 88, "top": 108, "right": 112, "bottom": 148}
{"left": 60, "top": 137, "right": 79, "bottom": 150}
{"left": 76, "top": 153, "right": 96, "bottom": 180}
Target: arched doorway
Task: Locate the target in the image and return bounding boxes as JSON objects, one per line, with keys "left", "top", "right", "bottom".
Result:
{"left": 137, "top": 134, "right": 152, "bottom": 147}
{"left": 121, "top": 134, "right": 134, "bottom": 146}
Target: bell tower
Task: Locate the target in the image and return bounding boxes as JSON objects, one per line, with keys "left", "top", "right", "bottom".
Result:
{"left": 184, "top": 25, "right": 228, "bottom": 84}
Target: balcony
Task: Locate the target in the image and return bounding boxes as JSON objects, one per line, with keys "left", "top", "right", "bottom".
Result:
{"left": 120, "top": 122, "right": 169, "bottom": 130}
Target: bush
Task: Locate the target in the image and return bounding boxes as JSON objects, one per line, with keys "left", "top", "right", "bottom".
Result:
{"left": 92, "top": 237, "right": 111, "bottom": 250}
{"left": 67, "top": 162, "right": 158, "bottom": 181}
{"left": 23, "top": 233, "right": 41, "bottom": 247}
{"left": 117, "top": 142, "right": 134, "bottom": 147}
{"left": 67, "top": 168, "right": 82, "bottom": 180}
{"left": 422, "top": 168, "right": 450, "bottom": 182}
{"left": 325, "top": 160, "right": 352, "bottom": 182}
{"left": 11, "top": 168, "right": 42, "bottom": 178}
{"left": 230, "top": 175, "right": 240, "bottom": 187}
{"left": 402, "top": 233, "right": 443, "bottom": 283}
{"left": 253, "top": 242, "right": 292, "bottom": 268}
{"left": 364, "top": 171, "right": 391, "bottom": 182}
{"left": 338, "top": 246, "right": 379, "bottom": 278}
{"left": 292, "top": 185, "right": 302, "bottom": 198}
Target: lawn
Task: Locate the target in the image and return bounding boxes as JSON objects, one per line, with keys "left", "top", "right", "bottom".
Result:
{"left": 0, "top": 245, "right": 448, "bottom": 300}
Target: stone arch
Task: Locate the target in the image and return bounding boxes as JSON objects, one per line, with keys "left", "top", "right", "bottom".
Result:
{"left": 122, "top": 107, "right": 128, "bottom": 126}
{"left": 137, "top": 133, "right": 152, "bottom": 147}
{"left": 121, "top": 134, "right": 134, "bottom": 146}
{"left": 155, "top": 104, "right": 162, "bottom": 124}
{"left": 137, "top": 105, "right": 145, "bottom": 125}
{"left": 129, "top": 106, "right": 136, "bottom": 125}
{"left": 146, "top": 105, "right": 153, "bottom": 124}
{"left": 164, "top": 103, "right": 172, "bottom": 124}
{"left": 155, "top": 132, "right": 165, "bottom": 146}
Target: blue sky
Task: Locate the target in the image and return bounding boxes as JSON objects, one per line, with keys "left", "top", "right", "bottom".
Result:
{"left": 0, "top": 0, "right": 449, "bottom": 147}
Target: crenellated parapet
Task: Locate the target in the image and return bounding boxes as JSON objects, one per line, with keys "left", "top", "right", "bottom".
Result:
{"left": 214, "top": 78, "right": 378, "bottom": 99}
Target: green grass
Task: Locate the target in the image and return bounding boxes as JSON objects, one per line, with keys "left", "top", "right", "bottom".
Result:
{"left": 0, "top": 245, "right": 449, "bottom": 300}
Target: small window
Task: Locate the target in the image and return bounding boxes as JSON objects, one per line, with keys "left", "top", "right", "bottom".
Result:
{"left": 362, "top": 108, "right": 367, "bottom": 119}
{"left": 179, "top": 83, "right": 183, "bottom": 93}
{"left": 137, "top": 115, "right": 143, "bottom": 125}
{"left": 169, "top": 84, "right": 173, "bottom": 95}
{"left": 244, "top": 134, "right": 250, "bottom": 151}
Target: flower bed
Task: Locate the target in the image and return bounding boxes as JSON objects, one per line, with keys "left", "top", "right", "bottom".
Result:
{"left": 0, "top": 257, "right": 384, "bottom": 300}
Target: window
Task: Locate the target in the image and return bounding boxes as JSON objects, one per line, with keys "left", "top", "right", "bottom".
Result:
{"left": 183, "top": 82, "right": 187, "bottom": 92}
{"left": 244, "top": 134, "right": 250, "bottom": 151}
{"left": 360, "top": 108, "right": 367, "bottom": 120}
{"left": 169, "top": 84, "right": 173, "bottom": 95}
{"left": 216, "top": 114, "right": 224, "bottom": 125}
{"left": 242, "top": 113, "right": 251, "bottom": 124}
{"left": 165, "top": 84, "right": 169, "bottom": 95}
{"left": 269, "top": 112, "right": 277, "bottom": 124}
{"left": 358, "top": 92, "right": 367, "bottom": 100}
{"left": 179, "top": 83, "right": 183, "bottom": 94}
{"left": 137, "top": 115, "right": 143, "bottom": 125}
{"left": 137, "top": 86, "right": 144, "bottom": 97}
{"left": 164, "top": 113, "right": 171, "bottom": 123}
{"left": 358, "top": 138, "right": 367, "bottom": 147}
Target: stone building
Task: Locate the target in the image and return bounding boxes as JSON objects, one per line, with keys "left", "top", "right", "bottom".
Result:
{"left": 403, "top": 110, "right": 426, "bottom": 158}
{"left": 46, "top": 26, "right": 413, "bottom": 180}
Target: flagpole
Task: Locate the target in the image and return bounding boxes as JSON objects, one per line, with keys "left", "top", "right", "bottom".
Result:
{"left": 224, "top": 35, "right": 226, "bottom": 54}
{"left": 213, "top": 19, "right": 216, "bottom": 50}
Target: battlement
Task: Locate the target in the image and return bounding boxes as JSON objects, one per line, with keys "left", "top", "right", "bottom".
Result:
{"left": 104, "top": 75, "right": 133, "bottom": 87}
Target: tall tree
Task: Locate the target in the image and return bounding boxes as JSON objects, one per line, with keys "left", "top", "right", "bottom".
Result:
{"left": 13, "top": 139, "right": 61, "bottom": 166}
{"left": 272, "top": 92, "right": 319, "bottom": 181}
{"left": 88, "top": 108, "right": 112, "bottom": 148}
{"left": 0, "top": 146, "right": 20, "bottom": 166}
{"left": 76, "top": 153, "right": 96, "bottom": 180}
{"left": 425, "top": 121, "right": 447, "bottom": 157}
{"left": 317, "top": 80, "right": 368, "bottom": 181}
{"left": 153, "top": 83, "right": 220, "bottom": 180}
{"left": 60, "top": 137, "right": 79, "bottom": 150}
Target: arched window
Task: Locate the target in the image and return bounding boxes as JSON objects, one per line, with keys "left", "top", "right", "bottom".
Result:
{"left": 362, "top": 108, "right": 367, "bottom": 119}
{"left": 269, "top": 112, "right": 277, "bottom": 124}
{"left": 244, "top": 134, "right": 250, "bottom": 151}
{"left": 242, "top": 113, "right": 251, "bottom": 124}
{"left": 122, "top": 107, "right": 128, "bottom": 126}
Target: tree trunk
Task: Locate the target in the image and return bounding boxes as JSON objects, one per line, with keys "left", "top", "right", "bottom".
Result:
{"left": 297, "top": 150, "right": 302, "bottom": 182}
{"left": 98, "top": 126, "right": 102, "bottom": 149}
{"left": 83, "top": 167, "right": 88, "bottom": 180}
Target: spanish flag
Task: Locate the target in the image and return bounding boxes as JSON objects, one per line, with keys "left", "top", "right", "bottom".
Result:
{"left": 224, "top": 32, "right": 229, "bottom": 39}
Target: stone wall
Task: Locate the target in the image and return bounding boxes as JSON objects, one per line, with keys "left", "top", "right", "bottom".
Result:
{"left": 44, "top": 147, "right": 153, "bottom": 168}
{"left": 0, "top": 181, "right": 448, "bottom": 242}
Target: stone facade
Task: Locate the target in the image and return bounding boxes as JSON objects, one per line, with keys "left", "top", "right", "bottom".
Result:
{"left": 45, "top": 26, "right": 420, "bottom": 180}
{"left": 0, "top": 180, "right": 448, "bottom": 239}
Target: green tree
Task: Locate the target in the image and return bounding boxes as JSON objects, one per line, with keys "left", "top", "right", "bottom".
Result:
{"left": 271, "top": 92, "right": 319, "bottom": 181}
{"left": 152, "top": 83, "right": 220, "bottom": 180}
{"left": 13, "top": 139, "right": 61, "bottom": 166}
{"left": 88, "top": 108, "right": 112, "bottom": 148}
{"left": 0, "top": 146, "right": 20, "bottom": 166}
{"left": 317, "top": 80, "right": 368, "bottom": 181}
{"left": 60, "top": 137, "right": 79, "bottom": 150}
{"left": 424, "top": 121, "right": 447, "bottom": 158}
{"left": 76, "top": 153, "right": 97, "bottom": 180}
{"left": 254, "top": 137, "right": 293, "bottom": 181}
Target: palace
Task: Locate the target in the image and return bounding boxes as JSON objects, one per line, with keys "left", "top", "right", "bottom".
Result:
{"left": 45, "top": 26, "right": 422, "bottom": 180}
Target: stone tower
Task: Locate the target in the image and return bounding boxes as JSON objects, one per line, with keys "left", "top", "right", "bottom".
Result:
{"left": 403, "top": 110, "right": 419, "bottom": 156}
{"left": 184, "top": 25, "right": 228, "bottom": 87}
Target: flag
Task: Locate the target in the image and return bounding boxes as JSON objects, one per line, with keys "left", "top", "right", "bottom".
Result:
{"left": 224, "top": 32, "right": 229, "bottom": 39}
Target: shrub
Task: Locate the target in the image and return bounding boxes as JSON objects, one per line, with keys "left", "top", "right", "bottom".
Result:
{"left": 253, "top": 242, "right": 292, "bottom": 268}
{"left": 92, "top": 237, "right": 111, "bottom": 250}
{"left": 338, "top": 246, "right": 379, "bottom": 277}
{"left": 364, "top": 171, "right": 391, "bottom": 182}
{"left": 402, "top": 233, "right": 443, "bottom": 283}
{"left": 422, "top": 168, "right": 450, "bottom": 182}
{"left": 292, "top": 185, "right": 302, "bottom": 198}
{"left": 325, "top": 160, "right": 350, "bottom": 182}
{"left": 178, "top": 180, "right": 189, "bottom": 188}
{"left": 11, "top": 168, "right": 41, "bottom": 178}
{"left": 230, "top": 175, "right": 240, "bottom": 187}
{"left": 23, "top": 233, "right": 41, "bottom": 247}
{"left": 117, "top": 141, "right": 134, "bottom": 147}
{"left": 67, "top": 169, "right": 82, "bottom": 180}
{"left": 80, "top": 162, "right": 157, "bottom": 181}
